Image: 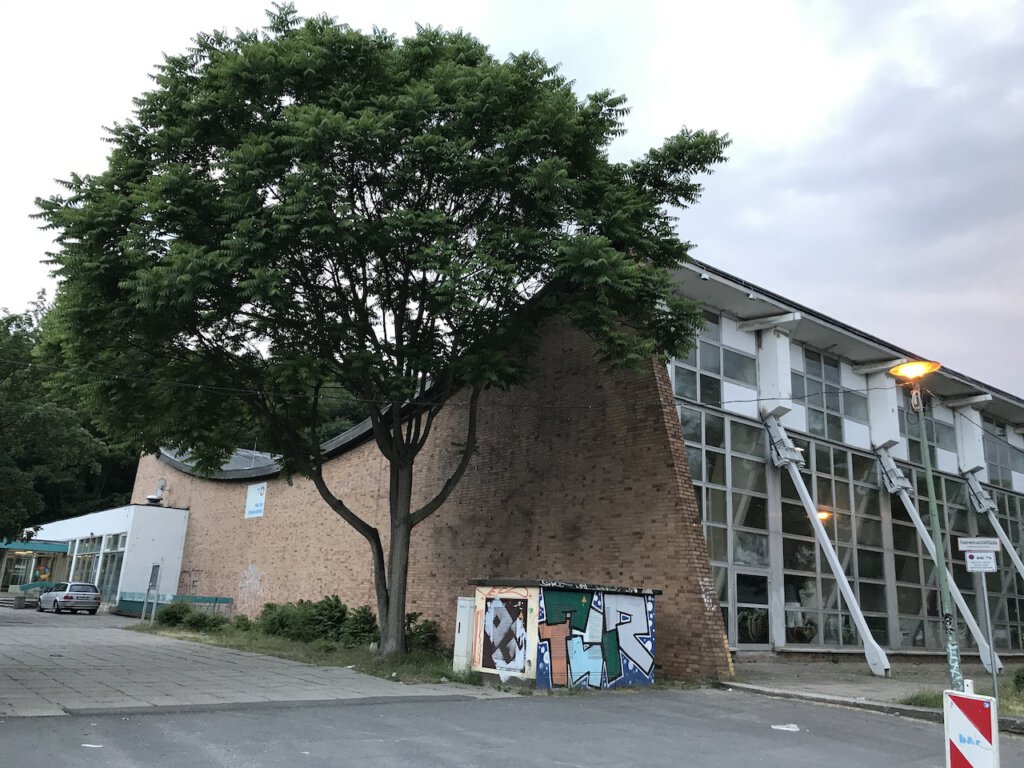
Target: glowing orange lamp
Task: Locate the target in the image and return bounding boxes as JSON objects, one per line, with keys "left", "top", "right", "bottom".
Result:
{"left": 888, "top": 360, "right": 941, "bottom": 381}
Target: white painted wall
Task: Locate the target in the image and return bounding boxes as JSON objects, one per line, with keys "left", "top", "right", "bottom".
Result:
{"left": 757, "top": 328, "right": 793, "bottom": 418}
{"left": 891, "top": 439, "right": 909, "bottom": 461}
{"left": 936, "top": 448, "right": 959, "bottom": 475}
{"left": 866, "top": 371, "right": 900, "bottom": 450}
{"left": 33, "top": 504, "right": 188, "bottom": 598}
{"left": 780, "top": 404, "right": 807, "bottom": 434}
{"left": 34, "top": 506, "right": 135, "bottom": 542}
{"left": 721, "top": 316, "right": 756, "bottom": 355}
{"left": 122, "top": 506, "right": 189, "bottom": 596}
{"left": 843, "top": 420, "right": 871, "bottom": 451}
{"left": 790, "top": 341, "right": 804, "bottom": 372}
{"left": 722, "top": 381, "right": 758, "bottom": 420}
{"left": 839, "top": 362, "right": 865, "bottom": 392}
{"left": 932, "top": 403, "right": 955, "bottom": 425}
{"left": 954, "top": 406, "right": 987, "bottom": 474}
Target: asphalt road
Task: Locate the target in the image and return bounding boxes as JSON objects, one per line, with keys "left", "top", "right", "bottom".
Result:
{"left": 4, "top": 687, "right": 1021, "bottom": 768}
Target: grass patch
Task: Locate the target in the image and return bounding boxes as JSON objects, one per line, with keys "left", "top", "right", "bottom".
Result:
{"left": 127, "top": 622, "right": 480, "bottom": 685}
{"left": 899, "top": 680, "right": 1024, "bottom": 717}
{"left": 900, "top": 690, "right": 944, "bottom": 709}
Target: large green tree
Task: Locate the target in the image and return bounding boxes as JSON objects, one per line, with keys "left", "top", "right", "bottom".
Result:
{"left": 38, "top": 6, "right": 728, "bottom": 654}
{"left": 0, "top": 304, "right": 135, "bottom": 541}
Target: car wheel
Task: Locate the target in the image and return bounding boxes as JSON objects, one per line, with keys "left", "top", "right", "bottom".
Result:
{"left": 88, "top": 609, "right": 98, "bottom": 615}
{"left": 36, "top": 600, "right": 43, "bottom": 612}
{"left": 53, "top": 601, "right": 62, "bottom": 614}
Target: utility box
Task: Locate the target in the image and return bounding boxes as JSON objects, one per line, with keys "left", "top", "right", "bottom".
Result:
{"left": 469, "top": 579, "right": 659, "bottom": 690}
{"left": 452, "top": 596, "right": 475, "bottom": 673}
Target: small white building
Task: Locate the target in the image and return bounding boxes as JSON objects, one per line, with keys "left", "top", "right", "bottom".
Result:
{"left": 28, "top": 504, "right": 189, "bottom": 602}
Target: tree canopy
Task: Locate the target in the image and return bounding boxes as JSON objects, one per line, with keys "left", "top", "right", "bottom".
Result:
{"left": 38, "top": 6, "right": 728, "bottom": 652}
{"left": 0, "top": 303, "right": 136, "bottom": 541}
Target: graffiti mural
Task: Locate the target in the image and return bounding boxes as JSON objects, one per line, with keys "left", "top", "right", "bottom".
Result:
{"left": 536, "top": 587, "right": 656, "bottom": 689}
{"left": 482, "top": 597, "right": 528, "bottom": 674}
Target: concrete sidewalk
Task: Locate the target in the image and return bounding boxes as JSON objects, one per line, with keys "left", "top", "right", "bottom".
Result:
{"left": 0, "top": 608, "right": 507, "bottom": 717}
{"left": 5, "top": 604, "right": 1020, "bottom": 725}
{"left": 729, "top": 652, "right": 1024, "bottom": 732}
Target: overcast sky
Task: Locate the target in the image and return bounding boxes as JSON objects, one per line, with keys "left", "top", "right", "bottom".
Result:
{"left": 3, "top": 0, "right": 1022, "bottom": 394}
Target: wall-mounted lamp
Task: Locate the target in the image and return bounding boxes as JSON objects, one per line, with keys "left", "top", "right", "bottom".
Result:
{"left": 146, "top": 478, "right": 167, "bottom": 505}
{"left": 699, "top": 273, "right": 711, "bottom": 281}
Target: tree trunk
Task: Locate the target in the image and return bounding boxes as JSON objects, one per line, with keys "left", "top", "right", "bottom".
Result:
{"left": 379, "top": 460, "right": 414, "bottom": 657}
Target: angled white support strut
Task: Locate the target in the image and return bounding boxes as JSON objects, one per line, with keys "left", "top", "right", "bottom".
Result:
{"left": 963, "top": 471, "right": 1024, "bottom": 587}
{"left": 876, "top": 449, "right": 1002, "bottom": 674}
{"left": 764, "top": 416, "right": 891, "bottom": 678}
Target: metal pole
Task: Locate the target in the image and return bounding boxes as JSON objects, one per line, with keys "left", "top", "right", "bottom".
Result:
{"left": 914, "top": 381, "right": 964, "bottom": 692}
{"left": 981, "top": 572, "right": 998, "bottom": 701}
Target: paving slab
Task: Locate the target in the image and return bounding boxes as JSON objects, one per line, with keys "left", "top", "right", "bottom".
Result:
{"left": 0, "top": 607, "right": 507, "bottom": 717}
{"left": 729, "top": 652, "right": 1024, "bottom": 733}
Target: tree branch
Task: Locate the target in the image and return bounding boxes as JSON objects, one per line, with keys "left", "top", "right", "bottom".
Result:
{"left": 409, "top": 385, "right": 481, "bottom": 527}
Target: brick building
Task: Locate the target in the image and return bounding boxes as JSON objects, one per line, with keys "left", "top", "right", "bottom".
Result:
{"left": 131, "top": 317, "right": 732, "bottom": 681}
{"left": 129, "top": 259, "right": 1024, "bottom": 681}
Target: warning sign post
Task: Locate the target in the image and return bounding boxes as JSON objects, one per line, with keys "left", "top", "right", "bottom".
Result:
{"left": 944, "top": 689, "right": 999, "bottom": 767}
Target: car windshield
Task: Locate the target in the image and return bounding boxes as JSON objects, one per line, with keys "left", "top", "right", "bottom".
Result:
{"left": 69, "top": 585, "right": 98, "bottom": 593}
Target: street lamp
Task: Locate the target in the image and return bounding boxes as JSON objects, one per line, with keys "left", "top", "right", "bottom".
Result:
{"left": 889, "top": 360, "right": 964, "bottom": 692}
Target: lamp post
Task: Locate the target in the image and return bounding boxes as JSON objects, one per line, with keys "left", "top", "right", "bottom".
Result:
{"left": 889, "top": 360, "right": 964, "bottom": 692}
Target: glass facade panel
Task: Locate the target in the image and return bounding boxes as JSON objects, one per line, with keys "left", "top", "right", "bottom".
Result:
{"left": 734, "top": 532, "right": 769, "bottom": 567}
{"left": 671, "top": 342, "right": 1024, "bottom": 654}
{"left": 733, "top": 494, "right": 767, "bottom": 530}
{"left": 730, "top": 421, "right": 765, "bottom": 458}
{"left": 722, "top": 348, "right": 757, "bottom": 386}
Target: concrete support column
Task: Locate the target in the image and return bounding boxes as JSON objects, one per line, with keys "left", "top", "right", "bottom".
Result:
{"left": 867, "top": 371, "right": 900, "bottom": 449}
{"left": 756, "top": 328, "right": 793, "bottom": 419}
{"left": 954, "top": 405, "right": 987, "bottom": 475}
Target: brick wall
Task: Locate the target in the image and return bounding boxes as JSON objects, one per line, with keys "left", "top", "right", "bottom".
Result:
{"left": 131, "top": 322, "right": 732, "bottom": 680}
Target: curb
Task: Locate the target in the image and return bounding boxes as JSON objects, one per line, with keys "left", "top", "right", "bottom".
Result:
{"left": 52, "top": 695, "right": 481, "bottom": 718}
{"left": 719, "top": 682, "right": 1024, "bottom": 735}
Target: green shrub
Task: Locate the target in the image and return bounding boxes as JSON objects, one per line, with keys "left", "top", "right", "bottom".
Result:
{"left": 256, "top": 599, "right": 330, "bottom": 642}
{"left": 232, "top": 614, "right": 254, "bottom": 631}
{"left": 155, "top": 601, "right": 193, "bottom": 627}
{"left": 183, "top": 610, "right": 228, "bottom": 632}
{"left": 255, "top": 603, "right": 283, "bottom": 634}
{"left": 405, "top": 612, "right": 441, "bottom": 652}
{"left": 1014, "top": 667, "right": 1024, "bottom": 694}
{"left": 339, "top": 605, "right": 380, "bottom": 647}
{"left": 313, "top": 595, "right": 348, "bottom": 641}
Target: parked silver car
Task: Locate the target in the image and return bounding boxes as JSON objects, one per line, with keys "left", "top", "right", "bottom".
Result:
{"left": 36, "top": 582, "right": 101, "bottom": 614}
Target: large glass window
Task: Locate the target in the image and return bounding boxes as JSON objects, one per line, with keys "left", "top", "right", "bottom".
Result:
{"left": 72, "top": 536, "right": 103, "bottom": 585}
{"left": 671, "top": 312, "right": 756, "bottom": 409}
{"left": 782, "top": 438, "right": 884, "bottom": 647}
{"left": 678, "top": 403, "right": 769, "bottom": 645}
{"left": 982, "top": 415, "right": 1022, "bottom": 490}
{"left": 791, "top": 348, "right": 864, "bottom": 442}
{"left": 898, "top": 391, "right": 955, "bottom": 466}
{"left": 676, "top": 364, "right": 1024, "bottom": 654}
{"left": 96, "top": 532, "right": 128, "bottom": 602}
{"left": 896, "top": 465, "right": 986, "bottom": 650}
{"left": 983, "top": 489, "right": 1024, "bottom": 650}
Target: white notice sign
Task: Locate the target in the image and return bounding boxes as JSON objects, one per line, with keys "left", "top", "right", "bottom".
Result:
{"left": 958, "top": 537, "right": 1000, "bottom": 552}
{"left": 244, "top": 482, "right": 267, "bottom": 519}
{"left": 965, "top": 551, "right": 997, "bottom": 573}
